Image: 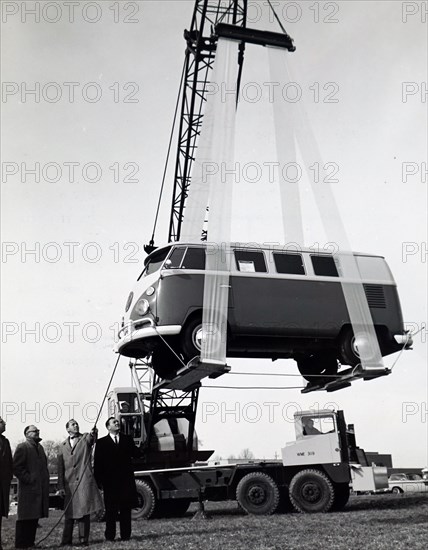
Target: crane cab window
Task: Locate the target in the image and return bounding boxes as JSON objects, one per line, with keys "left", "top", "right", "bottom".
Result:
{"left": 273, "top": 253, "right": 305, "bottom": 275}
{"left": 311, "top": 255, "right": 339, "bottom": 277}
{"left": 117, "top": 393, "right": 140, "bottom": 413}
{"left": 235, "top": 250, "right": 267, "bottom": 273}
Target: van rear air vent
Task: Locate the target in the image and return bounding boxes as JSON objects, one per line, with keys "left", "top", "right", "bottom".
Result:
{"left": 364, "top": 284, "right": 386, "bottom": 308}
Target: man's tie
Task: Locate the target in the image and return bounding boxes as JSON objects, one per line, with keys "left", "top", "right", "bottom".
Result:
{"left": 114, "top": 435, "right": 118, "bottom": 445}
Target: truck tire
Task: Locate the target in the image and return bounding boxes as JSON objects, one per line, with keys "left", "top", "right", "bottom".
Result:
{"left": 289, "top": 469, "right": 335, "bottom": 513}
{"left": 132, "top": 480, "right": 156, "bottom": 520}
{"left": 331, "top": 483, "right": 350, "bottom": 511}
{"left": 236, "top": 472, "right": 280, "bottom": 515}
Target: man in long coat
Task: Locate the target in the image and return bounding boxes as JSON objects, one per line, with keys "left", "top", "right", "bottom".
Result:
{"left": 94, "top": 417, "right": 139, "bottom": 542}
{"left": 0, "top": 417, "right": 13, "bottom": 550}
{"left": 13, "top": 425, "right": 49, "bottom": 549}
{"left": 57, "top": 419, "right": 103, "bottom": 546}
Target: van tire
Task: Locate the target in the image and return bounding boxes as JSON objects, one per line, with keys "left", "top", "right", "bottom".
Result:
{"left": 296, "top": 352, "right": 338, "bottom": 385}
{"left": 181, "top": 317, "right": 203, "bottom": 361}
{"left": 151, "top": 345, "right": 184, "bottom": 379}
{"left": 340, "top": 328, "right": 381, "bottom": 367}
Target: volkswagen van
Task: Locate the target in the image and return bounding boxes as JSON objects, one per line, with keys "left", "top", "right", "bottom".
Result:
{"left": 116, "top": 242, "right": 412, "bottom": 379}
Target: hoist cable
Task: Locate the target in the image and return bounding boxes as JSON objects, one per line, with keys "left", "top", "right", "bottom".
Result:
{"left": 149, "top": 60, "right": 186, "bottom": 247}
{"left": 266, "top": 0, "right": 289, "bottom": 35}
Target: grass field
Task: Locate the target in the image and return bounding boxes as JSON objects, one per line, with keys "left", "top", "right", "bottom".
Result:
{"left": 2, "top": 493, "right": 427, "bottom": 550}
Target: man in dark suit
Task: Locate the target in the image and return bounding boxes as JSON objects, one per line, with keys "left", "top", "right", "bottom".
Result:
{"left": 94, "top": 417, "right": 139, "bottom": 542}
{"left": 0, "top": 417, "right": 13, "bottom": 550}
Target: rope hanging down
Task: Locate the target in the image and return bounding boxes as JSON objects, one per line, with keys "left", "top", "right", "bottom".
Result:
{"left": 35, "top": 354, "right": 122, "bottom": 546}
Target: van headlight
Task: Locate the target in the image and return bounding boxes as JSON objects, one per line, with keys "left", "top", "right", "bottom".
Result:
{"left": 135, "top": 299, "right": 149, "bottom": 316}
{"left": 145, "top": 286, "right": 155, "bottom": 296}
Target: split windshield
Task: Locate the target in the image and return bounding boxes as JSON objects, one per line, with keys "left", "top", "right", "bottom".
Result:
{"left": 138, "top": 247, "right": 171, "bottom": 280}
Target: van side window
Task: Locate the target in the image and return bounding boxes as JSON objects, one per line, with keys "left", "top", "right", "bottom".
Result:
{"left": 311, "top": 255, "right": 339, "bottom": 277}
{"left": 182, "top": 247, "right": 206, "bottom": 270}
{"left": 235, "top": 250, "right": 267, "bottom": 273}
{"left": 273, "top": 253, "right": 305, "bottom": 275}
{"left": 167, "top": 247, "right": 186, "bottom": 268}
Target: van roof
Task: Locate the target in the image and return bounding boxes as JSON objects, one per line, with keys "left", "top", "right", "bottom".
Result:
{"left": 144, "top": 241, "right": 385, "bottom": 264}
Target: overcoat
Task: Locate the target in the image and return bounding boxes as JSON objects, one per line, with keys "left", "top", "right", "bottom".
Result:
{"left": 13, "top": 440, "right": 49, "bottom": 520}
{"left": 57, "top": 433, "right": 103, "bottom": 519}
{"left": 94, "top": 434, "right": 138, "bottom": 508}
{"left": 0, "top": 434, "right": 13, "bottom": 518}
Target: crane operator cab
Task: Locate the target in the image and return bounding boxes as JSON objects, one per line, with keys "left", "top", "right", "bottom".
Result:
{"left": 116, "top": 241, "right": 412, "bottom": 380}
{"left": 107, "top": 387, "right": 199, "bottom": 455}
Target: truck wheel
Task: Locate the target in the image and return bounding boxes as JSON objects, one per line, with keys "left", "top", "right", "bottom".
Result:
{"left": 296, "top": 352, "right": 338, "bottom": 385}
{"left": 236, "top": 472, "right": 280, "bottom": 515}
{"left": 132, "top": 480, "right": 156, "bottom": 520}
{"left": 289, "top": 469, "right": 335, "bottom": 513}
{"left": 331, "top": 483, "right": 350, "bottom": 511}
{"left": 391, "top": 486, "right": 403, "bottom": 494}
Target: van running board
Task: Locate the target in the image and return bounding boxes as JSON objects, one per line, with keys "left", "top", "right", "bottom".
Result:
{"left": 154, "top": 358, "right": 231, "bottom": 391}
{"left": 301, "top": 365, "right": 391, "bottom": 393}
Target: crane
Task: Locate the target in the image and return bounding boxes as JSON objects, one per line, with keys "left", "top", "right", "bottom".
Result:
{"left": 112, "top": 0, "right": 297, "bottom": 468}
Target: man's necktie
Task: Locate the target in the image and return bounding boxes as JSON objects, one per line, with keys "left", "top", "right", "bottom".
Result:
{"left": 115, "top": 436, "right": 118, "bottom": 445}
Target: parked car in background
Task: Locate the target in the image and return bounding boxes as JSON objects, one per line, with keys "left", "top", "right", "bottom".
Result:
{"left": 388, "top": 473, "right": 428, "bottom": 494}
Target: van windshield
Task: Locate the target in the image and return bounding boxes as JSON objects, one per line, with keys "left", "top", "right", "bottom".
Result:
{"left": 138, "top": 247, "right": 171, "bottom": 280}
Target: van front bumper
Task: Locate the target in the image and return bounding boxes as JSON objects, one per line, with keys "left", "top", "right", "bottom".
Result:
{"left": 115, "top": 318, "right": 182, "bottom": 355}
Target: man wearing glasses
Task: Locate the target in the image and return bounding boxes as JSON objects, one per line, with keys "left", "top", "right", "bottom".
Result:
{"left": 13, "top": 426, "right": 49, "bottom": 549}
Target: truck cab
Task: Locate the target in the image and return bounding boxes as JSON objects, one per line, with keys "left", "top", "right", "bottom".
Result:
{"left": 282, "top": 409, "right": 388, "bottom": 497}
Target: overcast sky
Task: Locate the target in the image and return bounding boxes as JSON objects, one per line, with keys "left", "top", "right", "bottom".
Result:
{"left": 1, "top": 1, "right": 427, "bottom": 467}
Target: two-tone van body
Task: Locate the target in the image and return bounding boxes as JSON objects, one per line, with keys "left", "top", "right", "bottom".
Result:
{"left": 116, "top": 242, "right": 412, "bottom": 379}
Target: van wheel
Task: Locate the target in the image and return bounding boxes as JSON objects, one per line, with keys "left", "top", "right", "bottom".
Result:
{"left": 151, "top": 345, "right": 184, "bottom": 379}
{"left": 181, "top": 317, "right": 223, "bottom": 362}
{"left": 296, "top": 353, "right": 338, "bottom": 385}
{"left": 339, "top": 328, "right": 361, "bottom": 366}
{"left": 340, "top": 328, "right": 382, "bottom": 367}
{"left": 236, "top": 472, "right": 280, "bottom": 515}
{"left": 132, "top": 480, "right": 156, "bottom": 520}
{"left": 289, "top": 469, "right": 334, "bottom": 513}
